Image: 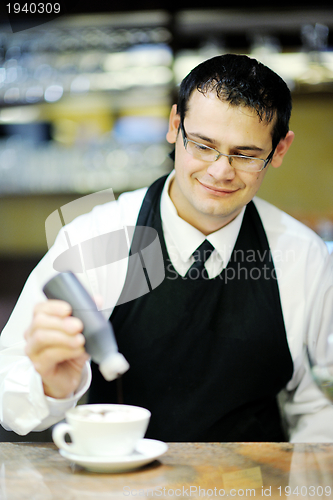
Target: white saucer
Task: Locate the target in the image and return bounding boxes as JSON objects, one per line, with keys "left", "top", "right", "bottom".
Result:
{"left": 59, "top": 438, "right": 168, "bottom": 473}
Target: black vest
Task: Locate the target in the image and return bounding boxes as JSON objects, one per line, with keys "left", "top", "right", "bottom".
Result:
{"left": 89, "top": 175, "right": 294, "bottom": 442}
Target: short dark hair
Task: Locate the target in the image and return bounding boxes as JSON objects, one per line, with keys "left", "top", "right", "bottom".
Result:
{"left": 177, "top": 53, "right": 292, "bottom": 150}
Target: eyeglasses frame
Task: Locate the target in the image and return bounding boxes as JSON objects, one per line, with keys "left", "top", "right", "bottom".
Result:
{"left": 180, "top": 121, "right": 275, "bottom": 172}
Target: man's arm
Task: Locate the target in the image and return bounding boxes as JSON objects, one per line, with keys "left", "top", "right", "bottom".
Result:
{"left": 283, "top": 249, "right": 333, "bottom": 442}
{"left": 254, "top": 197, "right": 333, "bottom": 442}
{"left": 24, "top": 300, "right": 88, "bottom": 399}
{"left": 0, "top": 187, "right": 147, "bottom": 435}
{"left": 0, "top": 224, "right": 93, "bottom": 435}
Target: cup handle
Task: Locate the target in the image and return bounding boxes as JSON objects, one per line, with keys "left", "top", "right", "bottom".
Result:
{"left": 52, "top": 423, "right": 76, "bottom": 453}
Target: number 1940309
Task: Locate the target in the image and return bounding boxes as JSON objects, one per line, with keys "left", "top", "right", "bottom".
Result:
{"left": 6, "top": 3, "right": 61, "bottom": 14}
{"left": 277, "top": 485, "right": 332, "bottom": 496}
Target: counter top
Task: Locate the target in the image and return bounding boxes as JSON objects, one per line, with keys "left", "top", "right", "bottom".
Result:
{"left": 1, "top": 441, "right": 333, "bottom": 499}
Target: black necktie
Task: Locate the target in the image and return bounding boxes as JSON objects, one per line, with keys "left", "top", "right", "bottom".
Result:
{"left": 185, "top": 240, "right": 214, "bottom": 280}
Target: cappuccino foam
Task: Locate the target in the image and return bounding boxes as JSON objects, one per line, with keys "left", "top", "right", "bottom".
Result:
{"left": 76, "top": 406, "right": 140, "bottom": 422}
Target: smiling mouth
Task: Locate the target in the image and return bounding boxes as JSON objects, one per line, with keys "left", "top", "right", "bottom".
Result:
{"left": 198, "top": 180, "right": 239, "bottom": 194}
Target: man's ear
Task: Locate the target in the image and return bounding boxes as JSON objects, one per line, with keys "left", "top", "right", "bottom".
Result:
{"left": 166, "top": 104, "right": 181, "bottom": 144}
{"left": 270, "top": 131, "right": 295, "bottom": 169}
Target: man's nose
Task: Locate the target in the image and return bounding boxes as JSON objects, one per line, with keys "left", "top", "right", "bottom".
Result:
{"left": 206, "top": 154, "right": 236, "bottom": 181}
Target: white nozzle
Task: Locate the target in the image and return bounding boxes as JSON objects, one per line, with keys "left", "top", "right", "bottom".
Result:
{"left": 99, "top": 353, "right": 130, "bottom": 381}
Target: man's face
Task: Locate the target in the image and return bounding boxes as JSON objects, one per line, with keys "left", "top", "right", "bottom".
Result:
{"left": 166, "top": 90, "right": 290, "bottom": 234}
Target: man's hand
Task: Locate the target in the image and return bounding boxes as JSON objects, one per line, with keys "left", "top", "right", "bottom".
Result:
{"left": 24, "top": 300, "right": 89, "bottom": 399}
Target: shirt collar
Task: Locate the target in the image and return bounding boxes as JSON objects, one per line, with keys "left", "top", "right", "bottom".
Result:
{"left": 160, "top": 171, "right": 246, "bottom": 266}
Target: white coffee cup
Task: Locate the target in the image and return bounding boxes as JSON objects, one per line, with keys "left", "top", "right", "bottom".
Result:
{"left": 52, "top": 404, "right": 151, "bottom": 457}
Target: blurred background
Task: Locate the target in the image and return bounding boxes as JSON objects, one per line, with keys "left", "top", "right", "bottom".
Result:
{"left": 0, "top": 1, "right": 333, "bottom": 331}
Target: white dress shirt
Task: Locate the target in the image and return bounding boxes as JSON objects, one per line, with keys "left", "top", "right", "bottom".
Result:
{"left": 0, "top": 171, "right": 332, "bottom": 441}
{"left": 161, "top": 172, "right": 245, "bottom": 278}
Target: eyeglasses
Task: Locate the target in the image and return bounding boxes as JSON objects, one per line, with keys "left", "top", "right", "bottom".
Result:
{"left": 180, "top": 122, "right": 275, "bottom": 173}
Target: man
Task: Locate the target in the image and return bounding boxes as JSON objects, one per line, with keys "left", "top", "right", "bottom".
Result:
{"left": 0, "top": 54, "right": 332, "bottom": 441}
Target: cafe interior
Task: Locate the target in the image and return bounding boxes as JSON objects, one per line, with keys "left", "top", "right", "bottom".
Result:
{"left": 0, "top": 0, "right": 333, "bottom": 495}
